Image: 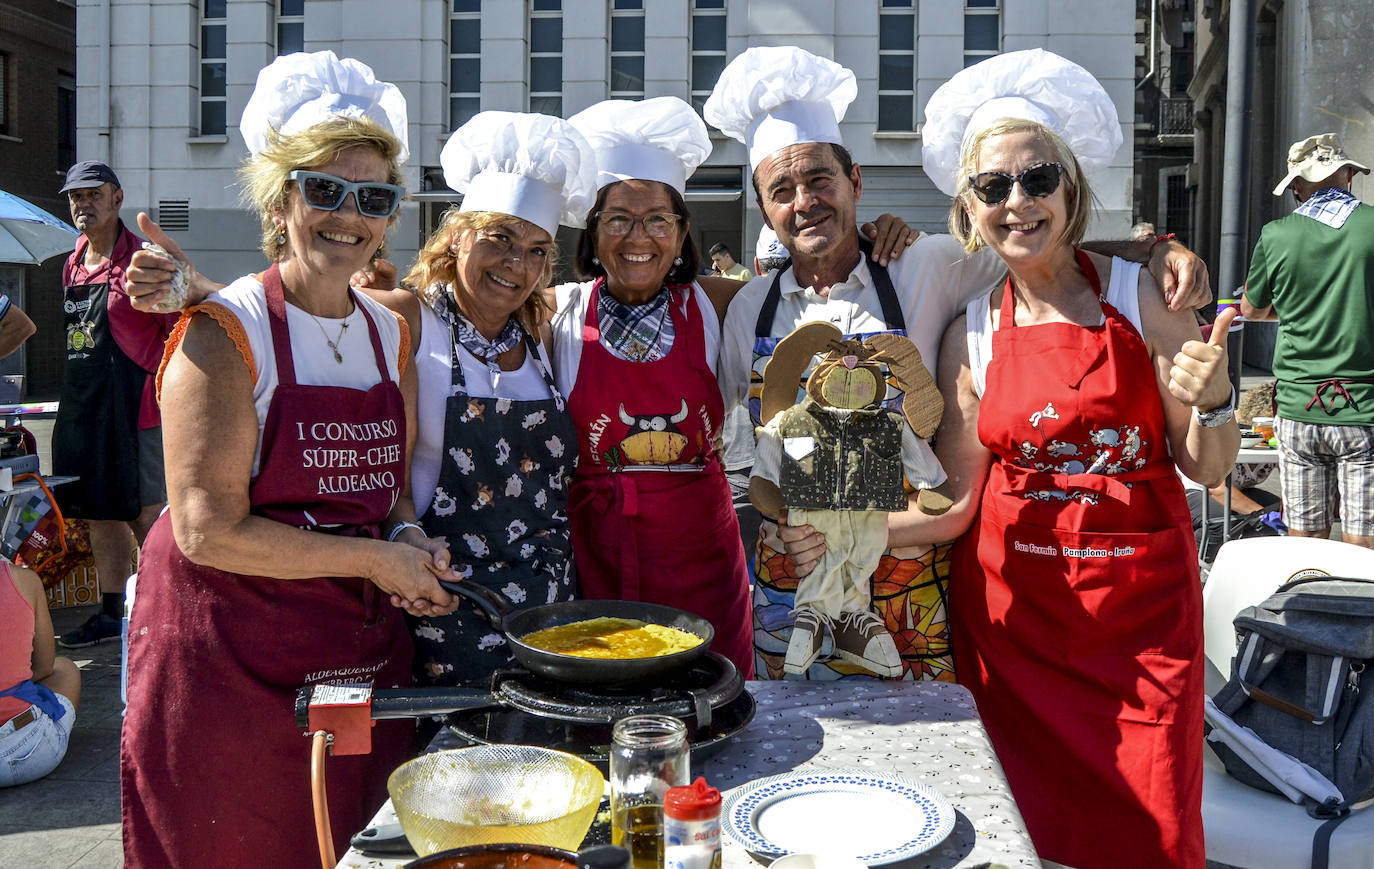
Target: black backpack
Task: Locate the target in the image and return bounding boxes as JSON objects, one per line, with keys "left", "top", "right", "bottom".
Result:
{"left": 1208, "top": 576, "right": 1374, "bottom": 866}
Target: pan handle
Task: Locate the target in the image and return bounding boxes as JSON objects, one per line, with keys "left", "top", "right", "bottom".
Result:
{"left": 439, "top": 579, "right": 512, "bottom": 632}
{"left": 368, "top": 687, "right": 502, "bottom": 719}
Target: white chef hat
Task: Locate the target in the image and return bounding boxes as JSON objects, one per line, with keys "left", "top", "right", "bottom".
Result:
{"left": 239, "top": 51, "right": 410, "bottom": 164}
{"left": 568, "top": 97, "right": 711, "bottom": 194}
{"left": 704, "top": 46, "right": 857, "bottom": 168}
{"left": 756, "top": 226, "right": 787, "bottom": 262}
{"left": 441, "top": 111, "right": 598, "bottom": 236}
{"left": 921, "top": 48, "right": 1122, "bottom": 197}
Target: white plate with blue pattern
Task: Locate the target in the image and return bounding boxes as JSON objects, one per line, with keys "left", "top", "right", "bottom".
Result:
{"left": 721, "top": 769, "right": 955, "bottom": 865}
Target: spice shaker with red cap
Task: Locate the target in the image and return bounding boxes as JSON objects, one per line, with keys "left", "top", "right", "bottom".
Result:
{"left": 664, "top": 777, "right": 722, "bottom": 869}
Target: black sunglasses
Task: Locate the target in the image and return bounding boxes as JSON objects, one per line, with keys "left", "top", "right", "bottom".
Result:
{"left": 969, "top": 162, "right": 1065, "bottom": 205}
{"left": 288, "top": 170, "right": 405, "bottom": 218}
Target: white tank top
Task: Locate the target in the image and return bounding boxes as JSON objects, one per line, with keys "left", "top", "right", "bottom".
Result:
{"left": 965, "top": 257, "right": 1143, "bottom": 398}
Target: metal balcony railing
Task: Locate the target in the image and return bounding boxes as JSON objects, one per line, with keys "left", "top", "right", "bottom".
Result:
{"left": 1158, "top": 97, "right": 1194, "bottom": 136}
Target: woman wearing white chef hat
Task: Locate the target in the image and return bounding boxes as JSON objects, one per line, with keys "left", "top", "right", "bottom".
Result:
{"left": 549, "top": 96, "right": 757, "bottom": 678}
{"left": 901, "top": 48, "right": 1236, "bottom": 867}
{"left": 400, "top": 111, "right": 596, "bottom": 688}
{"left": 123, "top": 51, "right": 458, "bottom": 868}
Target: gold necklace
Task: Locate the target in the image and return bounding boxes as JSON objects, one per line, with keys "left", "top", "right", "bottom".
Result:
{"left": 307, "top": 311, "right": 350, "bottom": 364}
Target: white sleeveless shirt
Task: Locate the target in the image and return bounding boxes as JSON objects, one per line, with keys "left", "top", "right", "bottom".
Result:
{"left": 965, "top": 257, "right": 1143, "bottom": 398}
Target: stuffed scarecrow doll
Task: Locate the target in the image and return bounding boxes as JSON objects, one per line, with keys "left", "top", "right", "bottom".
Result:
{"left": 750, "top": 322, "right": 951, "bottom": 676}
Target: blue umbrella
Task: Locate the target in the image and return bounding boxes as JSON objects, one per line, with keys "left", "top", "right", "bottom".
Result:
{"left": 0, "top": 190, "right": 79, "bottom": 265}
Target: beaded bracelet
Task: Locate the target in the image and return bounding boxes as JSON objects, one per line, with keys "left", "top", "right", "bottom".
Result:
{"left": 1150, "top": 232, "right": 1177, "bottom": 255}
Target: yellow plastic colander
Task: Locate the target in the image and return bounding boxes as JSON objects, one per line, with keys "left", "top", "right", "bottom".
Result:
{"left": 388, "top": 745, "right": 604, "bottom": 857}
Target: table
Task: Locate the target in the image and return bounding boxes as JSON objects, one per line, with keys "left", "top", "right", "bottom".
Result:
{"left": 1196, "top": 446, "right": 1281, "bottom": 562}
{"left": 337, "top": 680, "right": 1039, "bottom": 868}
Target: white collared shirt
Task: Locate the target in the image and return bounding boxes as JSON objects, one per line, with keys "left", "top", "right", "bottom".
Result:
{"left": 718, "top": 233, "right": 1005, "bottom": 411}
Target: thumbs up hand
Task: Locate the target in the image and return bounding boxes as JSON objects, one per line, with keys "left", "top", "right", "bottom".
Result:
{"left": 127, "top": 212, "right": 222, "bottom": 312}
{"left": 1169, "top": 305, "right": 1238, "bottom": 409}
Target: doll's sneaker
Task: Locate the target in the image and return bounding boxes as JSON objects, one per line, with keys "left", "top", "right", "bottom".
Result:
{"left": 783, "top": 607, "right": 829, "bottom": 675}
{"left": 833, "top": 610, "right": 903, "bottom": 677}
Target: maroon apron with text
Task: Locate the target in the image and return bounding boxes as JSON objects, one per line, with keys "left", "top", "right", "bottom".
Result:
{"left": 950, "top": 253, "right": 1204, "bottom": 868}
{"left": 122, "top": 264, "right": 413, "bottom": 868}
{"left": 567, "top": 280, "right": 753, "bottom": 677}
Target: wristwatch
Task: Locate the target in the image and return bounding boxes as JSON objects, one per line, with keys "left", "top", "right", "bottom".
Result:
{"left": 1195, "top": 390, "right": 1237, "bottom": 428}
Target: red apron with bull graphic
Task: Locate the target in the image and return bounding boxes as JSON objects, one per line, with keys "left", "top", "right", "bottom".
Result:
{"left": 567, "top": 279, "right": 752, "bottom": 677}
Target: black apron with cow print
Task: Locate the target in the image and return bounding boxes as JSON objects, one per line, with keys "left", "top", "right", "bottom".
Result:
{"left": 410, "top": 318, "right": 578, "bottom": 687}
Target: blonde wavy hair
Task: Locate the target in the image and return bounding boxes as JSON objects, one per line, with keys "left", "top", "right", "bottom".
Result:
{"left": 948, "top": 118, "right": 1096, "bottom": 254}
{"left": 240, "top": 116, "right": 405, "bottom": 261}
{"left": 401, "top": 209, "right": 558, "bottom": 336}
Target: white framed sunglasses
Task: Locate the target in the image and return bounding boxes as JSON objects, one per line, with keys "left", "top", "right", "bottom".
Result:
{"left": 288, "top": 170, "right": 406, "bottom": 218}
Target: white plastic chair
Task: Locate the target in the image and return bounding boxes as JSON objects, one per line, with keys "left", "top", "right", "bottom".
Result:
{"left": 1201, "top": 537, "right": 1374, "bottom": 868}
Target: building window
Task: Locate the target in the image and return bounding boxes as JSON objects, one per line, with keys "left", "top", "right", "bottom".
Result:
{"left": 610, "top": 0, "right": 645, "bottom": 98}
{"left": 529, "top": 0, "right": 563, "bottom": 116}
{"left": 0, "top": 53, "right": 9, "bottom": 137}
{"left": 200, "top": 0, "right": 227, "bottom": 135}
{"left": 58, "top": 73, "right": 75, "bottom": 171}
{"left": 689, "top": 0, "right": 726, "bottom": 114}
{"left": 878, "top": 0, "right": 915, "bottom": 131}
{"left": 450, "top": 0, "right": 481, "bottom": 126}
{"left": 964, "top": 0, "right": 1000, "bottom": 68}
{"left": 277, "top": 0, "right": 304, "bottom": 56}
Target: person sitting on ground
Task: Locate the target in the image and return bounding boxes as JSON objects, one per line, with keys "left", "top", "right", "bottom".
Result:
{"left": 708, "top": 242, "right": 754, "bottom": 281}
{"left": 0, "top": 562, "right": 81, "bottom": 787}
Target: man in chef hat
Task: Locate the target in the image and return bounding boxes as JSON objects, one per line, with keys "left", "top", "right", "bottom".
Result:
{"left": 705, "top": 45, "right": 1215, "bottom": 682}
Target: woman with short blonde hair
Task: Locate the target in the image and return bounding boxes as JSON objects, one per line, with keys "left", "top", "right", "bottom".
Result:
{"left": 121, "top": 52, "right": 455, "bottom": 868}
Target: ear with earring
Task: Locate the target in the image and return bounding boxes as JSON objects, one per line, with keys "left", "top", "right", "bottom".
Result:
{"left": 673, "top": 257, "right": 683, "bottom": 266}
{"left": 274, "top": 222, "right": 286, "bottom": 246}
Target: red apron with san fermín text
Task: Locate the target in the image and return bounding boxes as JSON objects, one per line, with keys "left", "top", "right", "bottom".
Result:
{"left": 567, "top": 279, "right": 753, "bottom": 677}
{"left": 122, "top": 264, "right": 414, "bottom": 868}
{"left": 950, "top": 252, "right": 1204, "bottom": 868}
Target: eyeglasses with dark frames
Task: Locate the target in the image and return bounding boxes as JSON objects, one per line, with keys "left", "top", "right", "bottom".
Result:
{"left": 595, "top": 211, "right": 684, "bottom": 238}
{"left": 288, "top": 170, "right": 406, "bottom": 218}
{"left": 968, "top": 162, "right": 1065, "bottom": 205}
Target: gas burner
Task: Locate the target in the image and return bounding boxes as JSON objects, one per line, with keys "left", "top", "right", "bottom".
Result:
{"left": 440, "top": 688, "right": 756, "bottom": 773}
{"left": 486, "top": 652, "right": 743, "bottom": 730}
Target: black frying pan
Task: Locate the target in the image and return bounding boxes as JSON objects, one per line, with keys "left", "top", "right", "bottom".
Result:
{"left": 439, "top": 581, "right": 715, "bottom": 685}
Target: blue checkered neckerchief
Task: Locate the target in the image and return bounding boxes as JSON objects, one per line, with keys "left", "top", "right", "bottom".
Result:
{"left": 596, "top": 279, "right": 686, "bottom": 363}
{"left": 1295, "top": 187, "right": 1362, "bottom": 229}
{"left": 432, "top": 287, "right": 523, "bottom": 375}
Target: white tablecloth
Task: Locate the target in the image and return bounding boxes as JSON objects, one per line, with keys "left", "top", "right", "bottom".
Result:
{"left": 338, "top": 680, "right": 1039, "bottom": 868}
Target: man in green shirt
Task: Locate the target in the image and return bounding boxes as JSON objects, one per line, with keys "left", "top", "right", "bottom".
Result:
{"left": 1242, "top": 133, "right": 1374, "bottom": 549}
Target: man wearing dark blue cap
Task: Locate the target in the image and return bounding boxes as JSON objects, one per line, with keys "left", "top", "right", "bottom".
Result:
{"left": 54, "top": 161, "right": 177, "bottom": 648}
